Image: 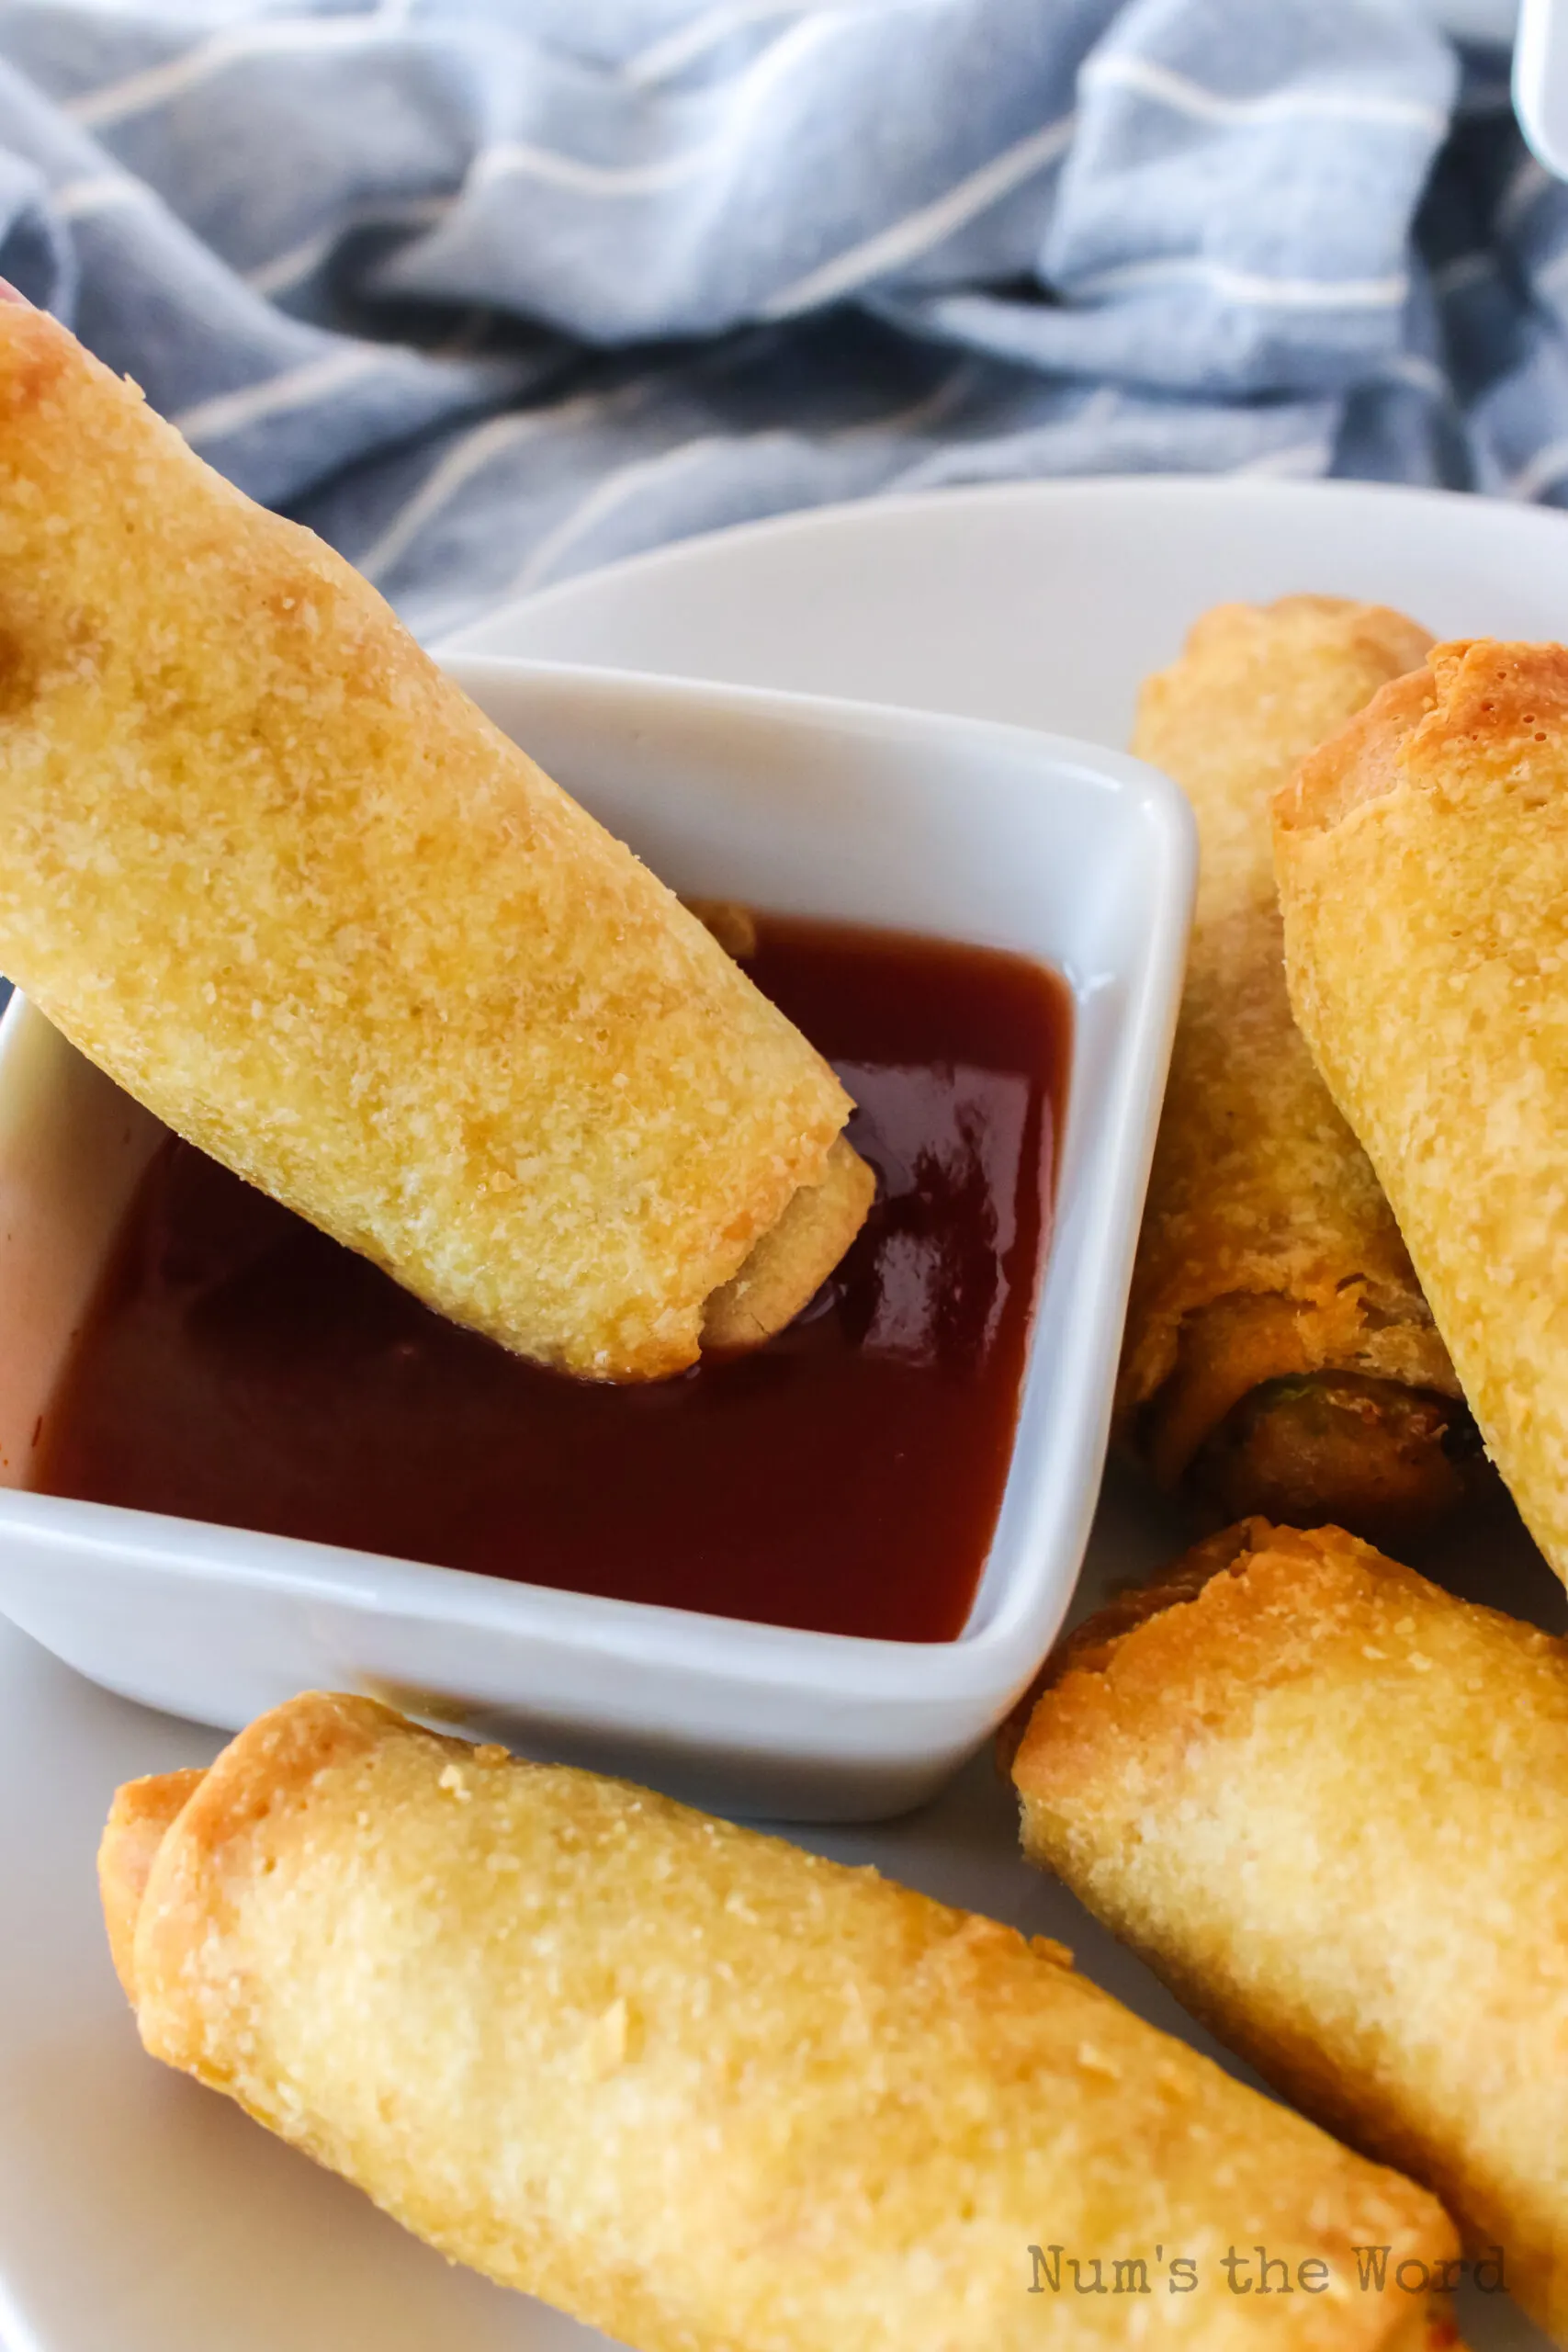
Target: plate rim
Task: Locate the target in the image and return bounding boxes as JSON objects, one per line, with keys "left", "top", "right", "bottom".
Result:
{"left": 438, "top": 470, "right": 1568, "bottom": 659}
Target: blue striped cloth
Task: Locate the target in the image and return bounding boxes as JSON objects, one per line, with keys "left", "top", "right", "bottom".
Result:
{"left": 0, "top": 0, "right": 1551, "bottom": 642}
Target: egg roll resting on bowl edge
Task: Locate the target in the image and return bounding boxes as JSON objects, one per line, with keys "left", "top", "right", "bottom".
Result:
{"left": 1274, "top": 638, "right": 1568, "bottom": 1584}
{"left": 100, "top": 1693, "right": 1466, "bottom": 2352}
{"left": 1013, "top": 1517, "right": 1568, "bottom": 2343}
{"left": 1119, "top": 598, "right": 1475, "bottom": 1541}
{"left": 0, "top": 297, "right": 871, "bottom": 1381}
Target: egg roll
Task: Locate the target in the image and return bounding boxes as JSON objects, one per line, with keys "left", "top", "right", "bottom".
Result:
{"left": 0, "top": 300, "right": 867, "bottom": 1381}
{"left": 1119, "top": 598, "right": 1469, "bottom": 1538}
{"left": 1275, "top": 638, "right": 1568, "bottom": 1582}
{"left": 1015, "top": 1518, "right": 1568, "bottom": 2340}
{"left": 100, "top": 1690, "right": 1461, "bottom": 2352}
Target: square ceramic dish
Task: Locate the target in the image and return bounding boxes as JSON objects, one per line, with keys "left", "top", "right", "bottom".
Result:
{"left": 0, "top": 659, "right": 1191, "bottom": 1820}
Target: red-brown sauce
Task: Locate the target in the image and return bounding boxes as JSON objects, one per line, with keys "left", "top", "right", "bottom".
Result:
{"left": 35, "top": 919, "right": 1069, "bottom": 1641}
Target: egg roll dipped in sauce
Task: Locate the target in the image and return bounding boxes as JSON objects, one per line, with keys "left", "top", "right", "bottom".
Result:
{"left": 100, "top": 1692, "right": 1463, "bottom": 2352}
{"left": 1014, "top": 1519, "right": 1568, "bottom": 2343}
{"left": 0, "top": 300, "right": 868, "bottom": 1382}
{"left": 1119, "top": 598, "right": 1474, "bottom": 1540}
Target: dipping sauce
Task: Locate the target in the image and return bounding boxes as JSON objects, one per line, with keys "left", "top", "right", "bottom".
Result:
{"left": 35, "top": 919, "right": 1069, "bottom": 1642}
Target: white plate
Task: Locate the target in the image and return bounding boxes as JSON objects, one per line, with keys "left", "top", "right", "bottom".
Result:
{"left": 446, "top": 477, "right": 1568, "bottom": 727}
{"left": 5, "top": 476, "right": 1566, "bottom": 2352}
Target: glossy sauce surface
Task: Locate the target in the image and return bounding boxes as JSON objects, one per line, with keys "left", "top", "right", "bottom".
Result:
{"left": 36, "top": 919, "right": 1069, "bottom": 1642}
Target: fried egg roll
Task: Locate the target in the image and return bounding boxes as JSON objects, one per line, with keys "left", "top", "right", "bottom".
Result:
{"left": 1120, "top": 598, "right": 1469, "bottom": 1538}
{"left": 100, "top": 1691, "right": 1461, "bottom": 2352}
{"left": 0, "top": 301, "right": 867, "bottom": 1380}
{"left": 1275, "top": 638, "right": 1568, "bottom": 1582}
{"left": 1015, "top": 1518, "right": 1568, "bottom": 2340}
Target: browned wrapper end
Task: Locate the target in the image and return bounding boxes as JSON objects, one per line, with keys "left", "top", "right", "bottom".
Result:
{"left": 100, "top": 1695, "right": 400, "bottom": 2040}
{"left": 683, "top": 899, "right": 873, "bottom": 1350}
{"left": 1010, "top": 1517, "right": 1410, "bottom": 1815}
{"left": 98, "top": 1768, "right": 206, "bottom": 2005}
{"left": 1274, "top": 663, "right": 1439, "bottom": 839}
{"left": 1043, "top": 1518, "right": 1269, "bottom": 1691}
{"left": 702, "top": 1135, "right": 874, "bottom": 1351}
{"left": 994, "top": 1520, "right": 1265, "bottom": 1779}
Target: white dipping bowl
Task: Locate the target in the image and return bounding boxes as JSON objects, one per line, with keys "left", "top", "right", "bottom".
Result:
{"left": 0, "top": 662, "right": 1192, "bottom": 1820}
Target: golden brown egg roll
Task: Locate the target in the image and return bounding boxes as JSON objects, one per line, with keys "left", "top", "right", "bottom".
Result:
{"left": 1014, "top": 1518, "right": 1568, "bottom": 2340}
{"left": 0, "top": 300, "right": 866, "bottom": 1380}
{"left": 1275, "top": 638, "right": 1568, "bottom": 1583}
{"left": 1119, "top": 597, "right": 1469, "bottom": 1539}
{"left": 100, "top": 1690, "right": 1461, "bottom": 2352}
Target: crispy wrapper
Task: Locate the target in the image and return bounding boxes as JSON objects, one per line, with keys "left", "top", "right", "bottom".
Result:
{"left": 1274, "top": 637, "right": 1568, "bottom": 1581}
{"left": 0, "top": 302, "right": 865, "bottom": 1380}
{"left": 1015, "top": 1519, "right": 1567, "bottom": 2339}
{"left": 1120, "top": 598, "right": 1465, "bottom": 1535}
{"left": 100, "top": 1692, "right": 1459, "bottom": 2352}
